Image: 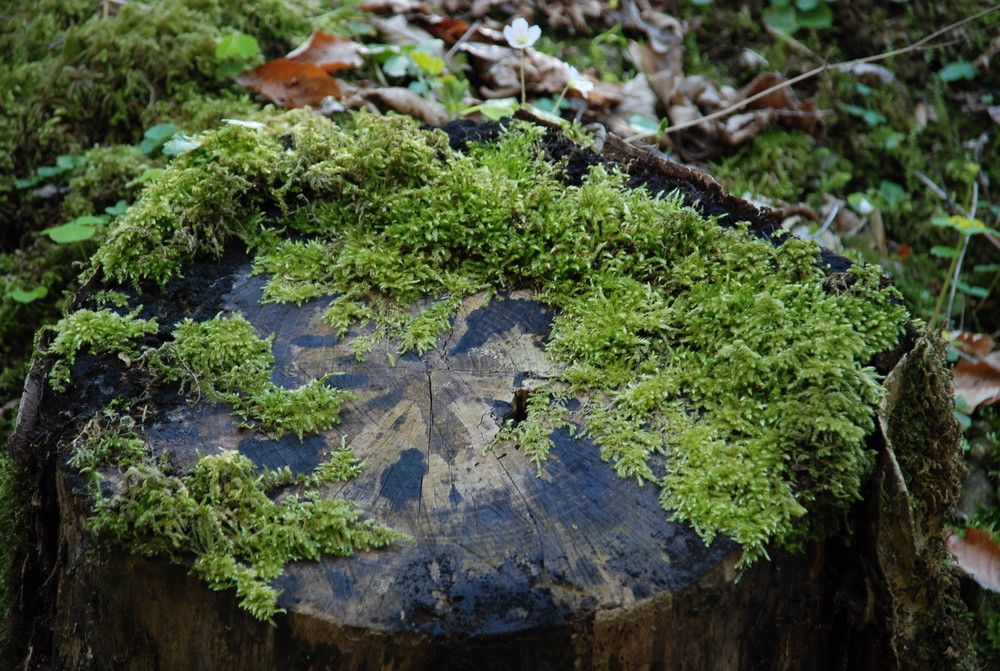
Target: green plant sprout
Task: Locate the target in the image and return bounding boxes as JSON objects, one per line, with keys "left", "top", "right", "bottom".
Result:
{"left": 763, "top": 0, "right": 838, "bottom": 33}
{"left": 928, "top": 213, "right": 999, "bottom": 330}
{"left": 926, "top": 163, "right": 998, "bottom": 331}
{"left": 215, "top": 30, "right": 261, "bottom": 78}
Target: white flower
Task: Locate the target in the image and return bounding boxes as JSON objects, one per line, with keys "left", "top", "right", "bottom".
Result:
{"left": 563, "top": 63, "right": 594, "bottom": 99}
{"left": 503, "top": 17, "right": 541, "bottom": 50}
{"left": 856, "top": 197, "right": 875, "bottom": 216}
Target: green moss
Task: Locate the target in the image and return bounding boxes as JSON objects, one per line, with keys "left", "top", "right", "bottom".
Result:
{"left": 159, "top": 312, "right": 353, "bottom": 440}
{"left": 711, "top": 128, "right": 853, "bottom": 208}
{"left": 81, "top": 111, "right": 911, "bottom": 574}
{"left": 44, "top": 307, "right": 158, "bottom": 392}
{"left": 0, "top": 0, "right": 340, "bottom": 181}
{"left": 59, "top": 144, "right": 153, "bottom": 221}
{"left": 91, "top": 448, "right": 403, "bottom": 622}
{"left": 68, "top": 400, "right": 152, "bottom": 475}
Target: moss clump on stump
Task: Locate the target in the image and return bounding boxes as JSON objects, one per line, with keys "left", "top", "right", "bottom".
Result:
{"left": 47, "top": 110, "right": 914, "bottom": 623}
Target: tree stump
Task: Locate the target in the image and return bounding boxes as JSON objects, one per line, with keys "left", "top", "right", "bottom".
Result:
{"left": 6, "top": 114, "right": 972, "bottom": 670}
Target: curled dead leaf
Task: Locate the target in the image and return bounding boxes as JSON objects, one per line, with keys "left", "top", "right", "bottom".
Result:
{"left": 347, "top": 87, "right": 447, "bottom": 125}
{"left": 950, "top": 332, "right": 1000, "bottom": 410}
{"left": 286, "top": 30, "right": 366, "bottom": 73}
{"left": 947, "top": 527, "right": 1000, "bottom": 591}
{"left": 737, "top": 72, "right": 823, "bottom": 137}
{"left": 235, "top": 59, "right": 342, "bottom": 108}
{"left": 950, "top": 331, "right": 995, "bottom": 360}
{"left": 953, "top": 359, "right": 1000, "bottom": 410}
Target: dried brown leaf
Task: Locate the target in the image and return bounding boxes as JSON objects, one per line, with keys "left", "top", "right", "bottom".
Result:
{"left": 947, "top": 527, "right": 1000, "bottom": 591}
{"left": 235, "top": 59, "right": 342, "bottom": 108}
{"left": 950, "top": 331, "right": 996, "bottom": 360}
{"left": 953, "top": 359, "right": 1000, "bottom": 410}
{"left": 348, "top": 87, "right": 447, "bottom": 125}
{"left": 287, "top": 30, "right": 365, "bottom": 73}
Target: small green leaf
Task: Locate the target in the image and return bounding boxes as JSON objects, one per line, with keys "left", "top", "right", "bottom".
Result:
{"left": 463, "top": 100, "right": 518, "bottom": 120}
{"left": 955, "top": 281, "right": 990, "bottom": 298}
{"left": 930, "top": 245, "right": 960, "bottom": 258}
{"left": 878, "top": 180, "right": 907, "bottom": 209}
{"left": 763, "top": 5, "right": 797, "bottom": 32}
{"left": 139, "top": 122, "right": 179, "bottom": 155}
{"left": 162, "top": 135, "right": 202, "bottom": 156}
{"left": 973, "top": 264, "right": 1000, "bottom": 273}
{"left": 628, "top": 115, "right": 660, "bottom": 134}
{"left": 382, "top": 54, "right": 410, "bottom": 77}
{"left": 43, "top": 221, "right": 98, "bottom": 243}
{"left": 795, "top": 0, "right": 820, "bottom": 11}
{"left": 410, "top": 51, "right": 444, "bottom": 77}
{"left": 841, "top": 103, "right": 886, "bottom": 126}
{"left": 6, "top": 286, "right": 48, "bottom": 303}
{"left": 105, "top": 200, "right": 129, "bottom": 217}
{"left": 796, "top": 3, "right": 833, "bottom": 29}
{"left": 216, "top": 32, "right": 259, "bottom": 60}
{"left": 939, "top": 61, "right": 976, "bottom": 82}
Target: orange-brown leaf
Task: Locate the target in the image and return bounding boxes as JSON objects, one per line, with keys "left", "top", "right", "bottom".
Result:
{"left": 949, "top": 331, "right": 996, "bottom": 359}
{"left": 286, "top": 30, "right": 365, "bottom": 73}
{"left": 236, "top": 59, "right": 342, "bottom": 108}
{"left": 953, "top": 359, "right": 1000, "bottom": 409}
{"left": 947, "top": 527, "right": 1000, "bottom": 591}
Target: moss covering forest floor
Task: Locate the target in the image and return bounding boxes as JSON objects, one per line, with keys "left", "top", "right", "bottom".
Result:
{"left": 1, "top": 0, "right": 999, "bottom": 666}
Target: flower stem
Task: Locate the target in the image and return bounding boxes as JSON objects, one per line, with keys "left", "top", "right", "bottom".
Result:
{"left": 519, "top": 51, "right": 526, "bottom": 105}
{"left": 552, "top": 85, "right": 568, "bottom": 114}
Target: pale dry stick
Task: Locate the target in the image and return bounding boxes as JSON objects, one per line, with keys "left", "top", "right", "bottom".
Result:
{"left": 626, "top": 4, "right": 1000, "bottom": 142}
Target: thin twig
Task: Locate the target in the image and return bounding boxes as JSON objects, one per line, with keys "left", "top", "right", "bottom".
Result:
{"left": 629, "top": 5, "right": 1000, "bottom": 140}
{"left": 912, "top": 170, "right": 949, "bottom": 201}
{"left": 445, "top": 21, "right": 481, "bottom": 65}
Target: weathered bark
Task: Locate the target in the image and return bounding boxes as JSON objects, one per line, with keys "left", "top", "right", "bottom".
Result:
{"left": 5, "top": 116, "right": 972, "bottom": 670}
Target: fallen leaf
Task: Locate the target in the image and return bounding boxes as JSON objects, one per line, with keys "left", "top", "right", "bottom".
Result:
{"left": 950, "top": 331, "right": 995, "bottom": 359}
{"left": 286, "top": 30, "right": 365, "bottom": 73}
{"left": 737, "top": 72, "right": 823, "bottom": 137}
{"left": 947, "top": 527, "right": 1000, "bottom": 591}
{"left": 953, "top": 359, "right": 1000, "bottom": 410}
{"left": 236, "top": 59, "right": 342, "bottom": 108}
{"left": 347, "top": 87, "right": 447, "bottom": 125}
{"left": 360, "top": 0, "right": 425, "bottom": 13}
{"left": 621, "top": 0, "right": 686, "bottom": 55}
{"left": 610, "top": 75, "right": 658, "bottom": 138}
{"left": 539, "top": 0, "right": 609, "bottom": 33}
{"left": 417, "top": 15, "right": 475, "bottom": 45}
{"left": 462, "top": 43, "right": 568, "bottom": 99}
{"left": 368, "top": 14, "right": 437, "bottom": 46}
